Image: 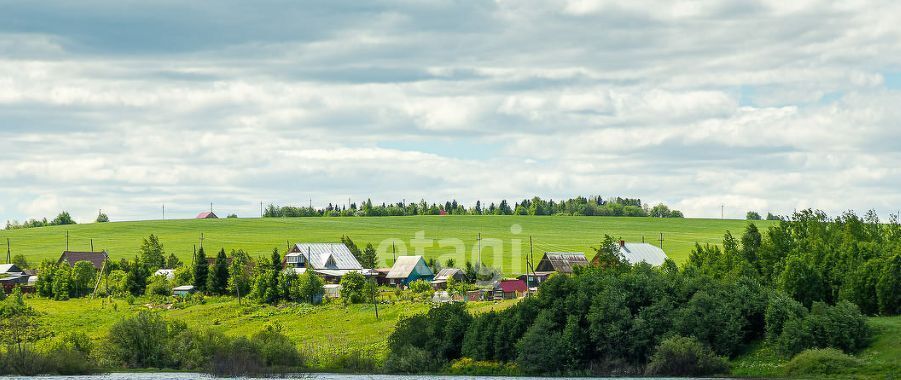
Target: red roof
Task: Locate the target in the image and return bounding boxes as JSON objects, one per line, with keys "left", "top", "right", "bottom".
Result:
{"left": 498, "top": 279, "right": 527, "bottom": 293}
{"left": 196, "top": 211, "right": 218, "bottom": 219}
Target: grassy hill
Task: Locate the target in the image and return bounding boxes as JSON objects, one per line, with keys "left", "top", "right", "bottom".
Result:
{"left": 0, "top": 216, "right": 774, "bottom": 274}
{"left": 0, "top": 216, "right": 771, "bottom": 273}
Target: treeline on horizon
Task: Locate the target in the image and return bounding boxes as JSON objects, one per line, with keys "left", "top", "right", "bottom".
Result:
{"left": 385, "top": 209, "right": 900, "bottom": 376}
{"left": 265, "top": 195, "right": 684, "bottom": 218}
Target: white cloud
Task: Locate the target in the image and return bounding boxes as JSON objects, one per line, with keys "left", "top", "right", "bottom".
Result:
{"left": 0, "top": 0, "right": 899, "bottom": 222}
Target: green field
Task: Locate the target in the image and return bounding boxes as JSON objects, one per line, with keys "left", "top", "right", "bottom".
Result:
{"left": 27, "top": 296, "right": 518, "bottom": 370}
{"left": 0, "top": 216, "right": 773, "bottom": 274}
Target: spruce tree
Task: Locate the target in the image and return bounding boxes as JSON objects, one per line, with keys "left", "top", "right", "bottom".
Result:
{"left": 208, "top": 248, "right": 229, "bottom": 295}
{"left": 193, "top": 247, "right": 208, "bottom": 292}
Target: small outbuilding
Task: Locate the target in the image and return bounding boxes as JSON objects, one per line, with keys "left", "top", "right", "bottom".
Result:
{"left": 517, "top": 271, "right": 553, "bottom": 288}
{"left": 196, "top": 211, "right": 218, "bottom": 219}
{"left": 58, "top": 251, "right": 108, "bottom": 270}
{"left": 431, "top": 268, "right": 466, "bottom": 289}
{"left": 494, "top": 279, "right": 528, "bottom": 300}
{"left": 385, "top": 256, "right": 434, "bottom": 286}
{"left": 535, "top": 252, "right": 589, "bottom": 274}
{"left": 172, "top": 285, "right": 196, "bottom": 297}
{"left": 154, "top": 269, "right": 175, "bottom": 280}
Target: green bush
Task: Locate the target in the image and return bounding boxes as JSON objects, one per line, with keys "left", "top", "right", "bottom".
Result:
{"left": 250, "top": 324, "right": 303, "bottom": 368}
{"left": 384, "top": 345, "right": 438, "bottom": 373}
{"left": 145, "top": 274, "right": 171, "bottom": 297}
{"left": 447, "top": 357, "right": 520, "bottom": 376}
{"left": 765, "top": 291, "right": 807, "bottom": 341}
{"left": 776, "top": 301, "right": 871, "bottom": 356}
{"left": 106, "top": 310, "right": 170, "bottom": 368}
{"left": 644, "top": 335, "right": 729, "bottom": 376}
{"left": 782, "top": 348, "right": 861, "bottom": 376}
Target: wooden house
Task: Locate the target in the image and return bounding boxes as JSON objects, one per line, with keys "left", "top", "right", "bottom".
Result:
{"left": 535, "top": 252, "right": 589, "bottom": 274}
{"left": 385, "top": 256, "right": 434, "bottom": 286}
{"left": 58, "top": 251, "right": 108, "bottom": 270}
{"left": 431, "top": 268, "right": 466, "bottom": 289}
{"left": 494, "top": 279, "right": 528, "bottom": 300}
{"left": 284, "top": 243, "right": 367, "bottom": 283}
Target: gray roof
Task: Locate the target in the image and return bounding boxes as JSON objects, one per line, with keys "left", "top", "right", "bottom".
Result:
{"left": 173, "top": 285, "right": 195, "bottom": 291}
{"left": 286, "top": 243, "right": 363, "bottom": 270}
{"left": 620, "top": 243, "right": 668, "bottom": 266}
{"left": 433, "top": 268, "right": 464, "bottom": 282}
{"left": 386, "top": 256, "right": 433, "bottom": 279}
{"left": 0, "top": 264, "right": 21, "bottom": 274}
{"left": 537, "top": 252, "right": 589, "bottom": 273}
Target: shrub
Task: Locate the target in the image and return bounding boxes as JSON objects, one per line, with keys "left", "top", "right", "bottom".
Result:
{"left": 765, "top": 292, "right": 807, "bottom": 341}
{"left": 106, "top": 311, "right": 170, "bottom": 368}
{"left": 339, "top": 271, "right": 367, "bottom": 304}
{"left": 776, "top": 301, "right": 871, "bottom": 356}
{"left": 782, "top": 348, "right": 861, "bottom": 376}
{"left": 250, "top": 324, "right": 303, "bottom": 368}
{"left": 209, "top": 336, "right": 265, "bottom": 377}
{"left": 408, "top": 279, "right": 432, "bottom": 293}
{"left": 515, "top": 310, "right": 565, "bottom": 374}
{"left": 644, "top": 335, "right": 729, "bottom": 376}
{"left": 384, "top": 345, "right": 438, "bottom": 373}
{"left": 447, "top": 357, "right": 520, "bottom": 376}
{"left": 145, "top": 274, "right": 171, "bottom": 297}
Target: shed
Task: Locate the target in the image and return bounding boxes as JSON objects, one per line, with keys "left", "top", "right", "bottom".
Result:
{"left": 494, "top": 279, "right": 528, "bottom": 300}
{"left": 172, "top": 285, "right": 196, "bottom": 297}
{"left": 431, "top": 268, "right": 466, "bottom": 289}
{"left": 323, "top": 284, "right": 342, "bottom": 299}
{"left": 386, "top": 256, "right": 434, "bottom": 286}
{"left": 535, "top": 252, "right": 589, "bottom": 274}
{"left": 58, "top": 251, "right": 108, "bottom": 270}
{"left": 196, "top": 211, "right": 218, "bottom": 219}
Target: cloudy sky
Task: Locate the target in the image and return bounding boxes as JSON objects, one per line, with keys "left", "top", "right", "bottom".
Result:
{"left": 1, "top": 0, "right": 900, "bottom": 222}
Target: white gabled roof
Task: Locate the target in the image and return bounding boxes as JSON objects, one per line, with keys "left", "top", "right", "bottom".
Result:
{"left": 620, "top": 243, "right": 668, "bottom": 266}
{"left": 386, "top": 255, "right": 432, "bottom": 279}
{"left": 0, "top": 264, "right": 21, "bottom": 274}
{"left": 287, "top": 243, "right": 363, "bottom": 270}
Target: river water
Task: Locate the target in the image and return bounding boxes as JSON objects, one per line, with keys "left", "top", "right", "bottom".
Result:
{"left": 0, "top": 373, "right": 700, "bottom": 380}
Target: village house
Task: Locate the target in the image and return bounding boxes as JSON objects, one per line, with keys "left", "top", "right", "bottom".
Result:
{"left": 58, "top": 251, "right": 108, "bottom": 270}
{"left": 431, "top": 268, "right": 465, "bottom": 289}
{"left": 284, "top": 243, "right": 368, "bottom": 283}
{"left": 494, "top": 279, "right": 528, "bottom": 300}
{"left": 593, "top": 241, "right": 669, "bottom": 266}
{"left": 385, "top": 255, "right": 434, "bottom": 286}
{"left": 1, "top": 263, "right": 31, "bottom": 292}
{"left": 523, "top": 251, "right": 589, "bottom": 287}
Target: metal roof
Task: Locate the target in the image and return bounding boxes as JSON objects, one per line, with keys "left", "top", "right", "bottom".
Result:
{"left": 0, "top": 264, "right": 21, "bottom": 274}
{"left": 433, "top": 268, "right": 464, "bottom": 282}
{"left": 286, "top": 243, "right": 363, "bottom": 270}
{"left": 386, "top": 255, "right": 432, "bottom": 279}
{"left": 537, "top": 252, "right": 589, "bottom": 273}
{"left": 620, "top": 243, "right": 668, "bottom": 266}
{"left": 58, "top": 251, "right": 108, "bottom": 269}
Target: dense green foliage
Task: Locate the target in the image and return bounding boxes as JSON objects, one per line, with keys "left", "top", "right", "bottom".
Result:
{"left": 781, "top": 348, "right": 861, "bottom": 376}
{"left": 104, "top": 311, "right": 302, "bottom": 375}
{"left": 264, "top": 196, "right": 683, "bottom": 218}
{"left": 385, "top": 209, "right": 894, "bottom": 375}
{"left": 644, "top": 336, "right": 729, "bottom": 376}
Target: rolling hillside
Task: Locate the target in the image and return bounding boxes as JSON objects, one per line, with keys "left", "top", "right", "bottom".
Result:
{"left": 0, "top": 216, "right": 775, "bottom": 274}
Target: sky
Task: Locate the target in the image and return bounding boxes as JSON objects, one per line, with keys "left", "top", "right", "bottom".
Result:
{"left": 1, "top": 0, "right": 900, "bottom": 223}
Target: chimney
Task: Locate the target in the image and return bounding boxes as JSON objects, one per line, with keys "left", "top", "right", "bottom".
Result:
{"left": 619, "top": 240, "right": 625, "bottom": 247}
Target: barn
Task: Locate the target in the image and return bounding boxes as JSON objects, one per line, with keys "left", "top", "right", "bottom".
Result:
{"left": 431, "top": 268, "right": 466, "bottom": 289}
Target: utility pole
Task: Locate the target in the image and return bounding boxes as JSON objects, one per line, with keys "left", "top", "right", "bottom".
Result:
{"left": 6, "top": 238, "right": 10, "bottom": 264}
{"left": 90, "top": 239, "right": 94, "bottom": 252}
{"left": 162, "top": 204, "right": 165, "bottom": 220}
{"left": 527, "top": 236, "right": 534, "bottom": 297}
{"left": 260, "top": 202, "right": 264, "bottom": 218}
{"left": 721, "top": 204, "right": 725, "bottom": 220}
{"left": 66, "top": 230, "right": 69, "bottom": 251}
{"left": 658, "top": 233, "right": 664, "bottom": 249}
{"left": 392, "top": 242, "right": 396, "bottom": 263}
{"left": 211, "top": 202, "right": 213, "bottom": 213}
{"left": 477, "top": 233, "right": 482, "bottom": 267}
